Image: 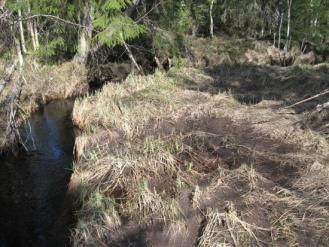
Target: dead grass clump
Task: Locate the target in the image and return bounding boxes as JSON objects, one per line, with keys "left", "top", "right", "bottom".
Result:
{"left": 23, "top": 60, "right": 88, "bottom": 102}
{"left": 73, "top": 71, "right": 179, "bottom": 132}
{"left": 126, "top": 181, "right": 182, "bottom": 224}
{"left": 188, "top": 36, "right": 256, "bottom": 68}
{"left": 198, "top": 205, "right": 270, "bottom": 247}
{"left": 72, "top": 186, "right": 122, "bottom": 246}
{"left": 245, "top": 49, "right": 269, "bottom": 65}
{"left": 294, "top": 161, "right": 329, "bottom": 205}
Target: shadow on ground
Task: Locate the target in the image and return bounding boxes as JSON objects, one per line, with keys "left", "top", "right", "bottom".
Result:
{"left": 174, "top": 63, "right": 329, "bottom": 112}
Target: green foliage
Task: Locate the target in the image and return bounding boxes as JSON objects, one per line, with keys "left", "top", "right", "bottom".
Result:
{"left": 36, "top": 37, "right": 65, "bottom": 61}
{"left": 190, "top": 0, "right": 209, "bottom": 29}
{"left": 94, "top": 15, "right": 146, "bottom": 47}
{"left": 100, "top": 0, "right": 130, "bottom": 11}
{"left": 93, "top": 0, "right": 146, "bottom": 48}
{"left": 157, "top": 0, "right": 194, "bottom": 33}
{"left": 4, "top": 0, "right": 329, "bottom": 62}
{"left": 292, "top": 0, "right": 329, "bottom": 44}
{"left": 153, "top": 30, "right": 183, "bottom": 59}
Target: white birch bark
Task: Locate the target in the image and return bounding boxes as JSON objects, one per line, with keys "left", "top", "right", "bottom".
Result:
{"left": 209, "top": 0, "right": 215, "bottom": 38}
{"left": 286, "top": 0, "right": 293, "bottom": 39}
{"left": 17, "top": 0, "right": 27, "bottom": 54}
{"left": 27, "top": 1, "right": 37, "bottom": 50}
{"left": 75, "top": 0, "right": 94, "bottom": 64}
{"left": 33, "top": 20, "right": 39, "bottom": 48}
{"left": 278, "top": 12, "right": 284, "bottom": 49}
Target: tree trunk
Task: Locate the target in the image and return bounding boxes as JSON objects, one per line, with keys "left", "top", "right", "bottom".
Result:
{"left": 286, "top": 0, "right": 292, "bottom": 39}
{"left": 285, "top": 0, "right": 292, "bottom": 51}
{"left": 191, "top": 24, "right": 198, "bottom": 38}
{"left": 75, "top": 0, "right": 94, "bottom": 64}
{"left": 27, "top": 1, "right": 37, "bottom": 50}
{"left": 0, "top": 0, "right": 7, "bottom": 9}
{"left": 16, "top": 38, "right": 24, "bottom": 67}
{"left": 33, "top": 20, "right": 39, "bottom": 48}
{"left": 17, "top": 0, "right": 27, "bottom": 54}
{"left": 278, "top": 12, "right": 283, "bottom": 49}
{"left": 209, "top": 0, "right": 215, "bottom": 38}
{"left": 261, "top": 27, "right": 265, "bottom": 38}
{"left": 273, "top": 32, "right": 276, "bottom": 48}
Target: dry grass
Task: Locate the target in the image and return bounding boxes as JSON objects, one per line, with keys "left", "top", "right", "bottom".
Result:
{"left": 73, "top": 70, "right": 181, "bottom": 131}
{"left": 187, "top": 36, "right": 257, "bottom": 67}
{"left": 22, "top": 59, "right": 87, "bottom": 102}
{"left": 198, "top": 206, "right": 270, "bottom": 247}
{"left": 71, "top": 65, "right": 329, "bottom": 246}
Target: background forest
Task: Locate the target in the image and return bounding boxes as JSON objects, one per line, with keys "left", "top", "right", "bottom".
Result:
{"left": 1, "top": 0, "right": 328, "bottom": 65}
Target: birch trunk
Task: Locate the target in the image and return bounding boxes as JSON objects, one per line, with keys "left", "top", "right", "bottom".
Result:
{"left": 285, "top": 0, "right": 293, "bottom": 51}
{"left": 273, "top": 32, "right": 276, "bottom": 48}
{"left": 75, "top": 1, "right": 94, "bottom": 64}
{"left": 27, "top": 1, "right": 37, "bottom": 50}
{"left": 0, "top": 0, "right": 6, "bottom": 9}
{"left": 286, "top": 0, "right": 292, "bottom": 39}
{"left": 16, "top": 38, "right": 24, "bottom": 67}
{"left": 278, "top": 12, "right": 283, "bottom": 49}
{"left": 33, "top": 20, "right": 39, "bottom": 48}
{"left": 17, "top": 0, "right": 27, "bottom": 54}
{"left": 209, "top": 0, "right": 215, "bottom": 38}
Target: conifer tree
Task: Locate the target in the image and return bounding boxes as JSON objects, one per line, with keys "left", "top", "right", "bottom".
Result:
{"left": 93, "top": 0, "right": 145, "bottom": 48}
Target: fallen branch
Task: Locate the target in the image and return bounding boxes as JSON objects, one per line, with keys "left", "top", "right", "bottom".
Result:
{"left": 283, "top": 89, "right": 329, "bottom": 109}
{"left": 121, "top": 33, "right": 144, "bottom": 75}
{"left": 154, "top": 56, "right": 163, "bottom": 70}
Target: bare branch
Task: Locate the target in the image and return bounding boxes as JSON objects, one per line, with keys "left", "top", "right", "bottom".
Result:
{"left": 15, "top": 14, "right": 88, "bottom": 29}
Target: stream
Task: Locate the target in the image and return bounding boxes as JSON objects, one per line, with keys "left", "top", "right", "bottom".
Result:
{"left": 0, "top": 100, "right": 76, "bottom": 247}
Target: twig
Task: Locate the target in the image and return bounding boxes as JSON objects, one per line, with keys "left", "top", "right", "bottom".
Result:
{"left": 282, "top": 89, "right": 329, "bottom": 109}
{"left": 226, "top": 217, "right": 238, "bottom": 247}
{"left": 13, "top": 14, "right": 88, "bottom": 29}
{"left": 136, "top": 2, "right": 161, "bottom": 23}
{"left": 121, "top": 33, "right": 144, "bottom": 75}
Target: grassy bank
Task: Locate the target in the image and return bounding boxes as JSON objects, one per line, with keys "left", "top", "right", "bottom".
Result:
{"left": 71, "top": 66, "right": 329, "bottom": 246}
{"left": 0, "top": 59, "right": 87, "bottom": 150}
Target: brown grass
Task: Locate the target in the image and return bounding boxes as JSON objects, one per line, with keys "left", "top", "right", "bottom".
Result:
{"left": 22, "top": 59, "right": 88, "bottom": 103}
{"left": 71, "top": 65, "right": 329, "bottom": 246}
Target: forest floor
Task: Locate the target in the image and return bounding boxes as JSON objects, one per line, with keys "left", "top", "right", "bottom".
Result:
{"left": 71, "top": 61, "right": 329, "bottom": 246}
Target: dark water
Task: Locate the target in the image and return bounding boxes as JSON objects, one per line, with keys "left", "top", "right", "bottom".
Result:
{"left": 0, "top": 100, "right": 76, "bottom": 247}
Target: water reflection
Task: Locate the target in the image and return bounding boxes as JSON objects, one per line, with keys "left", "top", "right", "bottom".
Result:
{"left": 0, "top": 100, "right": 75, "bottom": 247}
